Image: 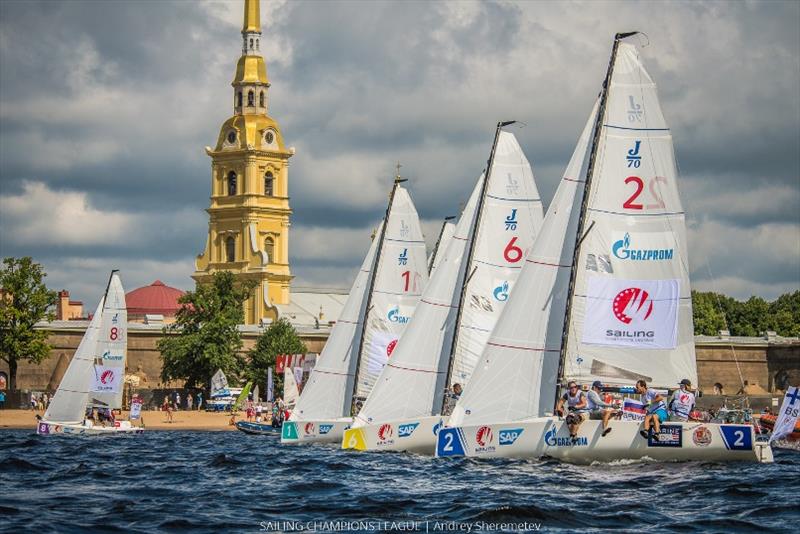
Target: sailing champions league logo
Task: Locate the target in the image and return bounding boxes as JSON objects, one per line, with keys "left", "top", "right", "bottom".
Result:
{"left": 100, "top": 370, "right": 115, "bottom": 385}
{"left": 377, "top": 424, "right": 394, "bottom": 445}
{"left": 304, "top": 423, "right": 315, "bottom": 435}
{"left": 612, "top": 233, "right": 674, "bottom": 262}
{"left": 387, "top": 307, "right": 410, "bottom": 324}
{"left": 613, "top": 288, "right": 654, "bottom": 325}
{"left": 493, "top": 281, "right": 510, "bottom": 302}
{"left": 386, "top": 339, "right": 397, "bottom": 357}
{"left": 475, "top": 426, "right": 493, "bottom": 447}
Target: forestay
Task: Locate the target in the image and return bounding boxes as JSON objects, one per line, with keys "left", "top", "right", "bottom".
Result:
{"left": 563, "top": 43, "right": 696, "bottom": 389}
{"left": 353, "top": 177, "right": 483, "bottom": 426}
{"left": 447, "top": 132, "right": 544, "bottom": 391}
{"left": 90, "top": 274, "right": 127, "bottom": 409}
{"left": 44, "top": 299, "right": 104, "bottom": 424}
{"left": 449, "top": 100, "right": 599, "bottom": 426}
{"left": 354, "top": 186, "right": 428, "bottom": 400}
{"left": 291, "top": 224, "right": 381, "bottom": 420}
{"left": 429, "top": 220, "right": 456, "bottom": 276}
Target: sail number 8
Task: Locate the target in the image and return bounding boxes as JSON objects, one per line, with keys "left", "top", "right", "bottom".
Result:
{"left": 623, "top": 176, "right": 667, "bottom": 210}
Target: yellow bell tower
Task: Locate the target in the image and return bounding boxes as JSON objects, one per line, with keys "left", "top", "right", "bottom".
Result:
{"left": 194, "top": 0, "right": 292, "bottom": 324}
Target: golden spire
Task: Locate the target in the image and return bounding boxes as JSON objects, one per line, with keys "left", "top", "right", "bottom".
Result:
{"left": 243, "top": 0, "right": 261, "bottom": 34}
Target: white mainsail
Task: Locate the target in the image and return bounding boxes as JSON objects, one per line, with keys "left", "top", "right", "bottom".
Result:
{"left": 428, "top": 219, "right": 456, "bottom": 276}
{"left": 210, "top": 369, "right": 229, "bottom": 397}
{"left": 90, "top": 274, "right": 127, "bottom": 409}
{"left": 450, "top": 100, "right": 599, "bottom": 426}
{"left": 291, "top": 223, "right": 382, "bottom": 421}
{"left": 562, "top": 42, "right": 696, "bottom": 389}
{"left": 353, "top": 175, "right": 483, "bottom": 426}
{"left": 447, "top": 132, "right": 544, "bottom": 391}
{"left": 43, "top": 299, "right": 104, "bottom": 424}
{"left": 283, "top": 366, "right": 300, "bottom": 408}
{"left": 353, "top": 184, "right": 428, "bottom": 402}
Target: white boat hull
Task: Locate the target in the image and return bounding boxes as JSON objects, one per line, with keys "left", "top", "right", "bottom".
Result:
{"left": 36, "top": 420, "right": 144, "bottom": 436}
{"left": 281, "top": 418, "right": 352, "bottom": 444}
{"left": 436, "top": 418, "right": 772, "bottom": 463}
{"left": 341, "top": 416, "right": 443, "bottom": 453}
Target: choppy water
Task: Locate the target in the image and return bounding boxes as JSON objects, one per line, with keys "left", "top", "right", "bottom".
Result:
{"left": 1, "top": 429, "right": 798, "bottom": 533}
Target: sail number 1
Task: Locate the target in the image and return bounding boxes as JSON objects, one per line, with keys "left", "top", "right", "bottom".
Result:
{"left": 622, "top": 176, "right": 667, "bottom": 210}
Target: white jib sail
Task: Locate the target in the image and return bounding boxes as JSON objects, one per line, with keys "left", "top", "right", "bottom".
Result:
{"left": 90, "top": 273, "right": 127, "bottom": 409}
{"left": 353, "top": 185, "right": 428, "bottom": 401}
{"left": 564, "top": 43, "right": 697, "bottom": 389}
{"left": 449, "top": 100, "right": 599, "bottom": 427}
{"left": 291, "top": 223, "right": 382, "bottom": 421}
{"left": 44, "top": 298, "right": 104, "bottom": 424}
{"left": 448, "top": 131, "right": 545, "bottom": 392}
{"left": 284, "top": 366, "right": 300, "bottom": 408}
{"left": 429, "top": 220, "right": 456, "bottom": 277}
{"left": 353, "top": 176, "right": 483, "bottom": 426}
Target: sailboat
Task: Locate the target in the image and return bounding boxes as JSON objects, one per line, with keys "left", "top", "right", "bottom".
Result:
{"left": 281, "top": 176, "right": 428, "bottom": 444}
{"left": 37, "top": 271, "right": 143, "bottom": 435}
{"left": 283, "top": 367, "right": 300, "bottom": 410}
{"left": 436, "top": 34, "right": 772, "bottom": 463}
{"left": 342, "top": 128, "right": 544, "bottom": 453}
{"left": 428, "top": 217, "right": 456, "bottom": 276}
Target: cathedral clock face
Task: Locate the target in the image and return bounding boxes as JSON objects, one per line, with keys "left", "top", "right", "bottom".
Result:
{"left": 265, "top": 131, "right": 274, "bottom": 144}
{"left": 227, "top": 130, "right": 237, "bottom": 144}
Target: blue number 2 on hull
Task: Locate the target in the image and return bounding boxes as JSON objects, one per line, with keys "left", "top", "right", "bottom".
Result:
{"left": 437, "top": 427, "right": 466, "bottom": 457}
{"left": 720, "top": 425, "right": 753, "bottom": 451}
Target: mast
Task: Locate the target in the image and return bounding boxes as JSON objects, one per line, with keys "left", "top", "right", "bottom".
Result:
{"left": 552, "top": 32, "right": 639, "bottom": 412}
{"left": 428, "top": 216, "right": 456, "bottom": 274}
{"left": 349, "top": 165, "right": 407, "bottom": 415}
{"left": 440, "top": 121, "right": 515, "bottom": 412}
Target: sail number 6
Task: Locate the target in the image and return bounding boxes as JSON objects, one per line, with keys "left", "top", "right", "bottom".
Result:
{"left": 503, "top": 237, "right": 523, "bottom": 263}
{"left": 622, "top": 176, "right": 667, "bottom": 211}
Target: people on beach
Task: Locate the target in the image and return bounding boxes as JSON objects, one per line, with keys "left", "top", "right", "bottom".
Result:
{"left": 587, "top": 381, "right": 618, "bottom": 437}
{"left": 636, "top": 380, "right": 667, "bottom": 439}
{"left": 668, "top": 379, "right": 696, "bottom": 422}
{"left": 557, "top": 381, "right": 589, "bottom": 442}
{"left": 0, "top": 390, "right": 5, "bottom": 409}
{"left": 187, "top": 393, "right": 193, "bottom": 411}
{"left": 162, "top": 397, "right": 173, "bottom": 423}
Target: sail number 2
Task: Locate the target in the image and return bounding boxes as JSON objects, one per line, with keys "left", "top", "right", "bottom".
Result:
{"left": 622, "top": 176, "right": 667, "bottom": 210}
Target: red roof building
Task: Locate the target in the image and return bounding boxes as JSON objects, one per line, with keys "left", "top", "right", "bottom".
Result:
{"left": 126, "top": 280, "right": 185, "bottom": 323}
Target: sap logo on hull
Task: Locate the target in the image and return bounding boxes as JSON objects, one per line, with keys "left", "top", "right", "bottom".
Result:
{"left": 544, "top": 427, "right": 587, "bottom": 447}
{"left": 319, "top": 424, "right": 334, "bottom": 435}
{"left": 398, "top": 423, "right": 419, "bottom": 438}
{"left": 498, "top": 428, "right": 523, "bottom": 446}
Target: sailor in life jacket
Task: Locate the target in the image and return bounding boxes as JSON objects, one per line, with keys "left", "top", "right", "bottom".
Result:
{"left": 668, "top": 379, "right": 696, "bottom": 422}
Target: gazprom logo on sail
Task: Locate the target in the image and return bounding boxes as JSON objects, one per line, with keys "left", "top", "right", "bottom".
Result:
{"left": 612, "top": 233, "right": 673, "bottom": 262}
{"left": 387, "top": 307, "right": 411, "bottom": 324}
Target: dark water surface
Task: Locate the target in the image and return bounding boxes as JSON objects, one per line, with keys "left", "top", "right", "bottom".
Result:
{"left": 1, "top": 429, "right": 798, "bottom": 533}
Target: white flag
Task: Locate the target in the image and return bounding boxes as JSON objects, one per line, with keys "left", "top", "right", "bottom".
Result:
{"left": 90, "top": 365, "right": 122, "bottom": 393}
{"left": 293, "top": 366, "right": 304, "bottom": 388}
{"left": 266, "top": 367, "right": 274, "bottom": 402}
{"left": 583, "top": 277, "right": 679, "bottom": 349}
{"left": 770, "top": 386, "right": 800, "bottom": 442}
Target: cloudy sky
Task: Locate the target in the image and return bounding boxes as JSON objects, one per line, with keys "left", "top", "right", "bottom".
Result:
{"left": 1, "top": 0, "right": 798, "bottom": 307}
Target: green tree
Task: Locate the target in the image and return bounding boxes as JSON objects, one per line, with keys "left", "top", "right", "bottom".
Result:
{"left": 0, "top": 257, "right": 57, "bottom": 390}
{"left": 247, "top": 317, "right": 307, "bottom": 396}
{"left": 691, "top": 291, "right": 727, "bottom": 335}
{"left": 768, "top": 291, "right": 800, "bottom": 337}
{"left": 158, "top": 271, "right": 255, "bottom": 389}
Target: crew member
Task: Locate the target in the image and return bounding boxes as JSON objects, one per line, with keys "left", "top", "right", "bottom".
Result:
{"left": 557, "top": 381, "right": 589, "bottom": 442}
{"left": 668, "top": 379, "right": 696, "bottom": 422}
{"left": 636, "top": 380, "right": 667, "bottom": 439}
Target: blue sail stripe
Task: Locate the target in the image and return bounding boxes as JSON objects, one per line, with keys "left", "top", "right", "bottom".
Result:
{"left": 604, "top": 124, "right": 671, "bottom": 132}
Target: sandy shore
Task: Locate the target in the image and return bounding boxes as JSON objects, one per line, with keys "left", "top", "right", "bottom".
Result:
{"left": 0, "top": 409, "right": 241, "bottom": 431}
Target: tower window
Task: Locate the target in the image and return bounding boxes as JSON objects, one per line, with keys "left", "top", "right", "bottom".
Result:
{"left": 237, "top": 91, "right": 242, "bottom": 107}
{"left": 227, "top": 171, "right": 237, "bottom": 196}
{"left": 256, "top": 38, "right": 259, "bottom": 49}
{"left": 264, "top": 172, "right": 274, "bottom": 196}
{"left": 264, "top": 237, "right": 275, "bottom": 264}
{"left": 259, "top": 91, "right": 265, "bottom": 107}
{"left": 249, "top": 38, "right": 254, "bottom": 49}
{"left": 247, "top": 90, "right": 254, "bottom": 106}
{"left": 226, "top": 236, "right": 236, "bottom": 263}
